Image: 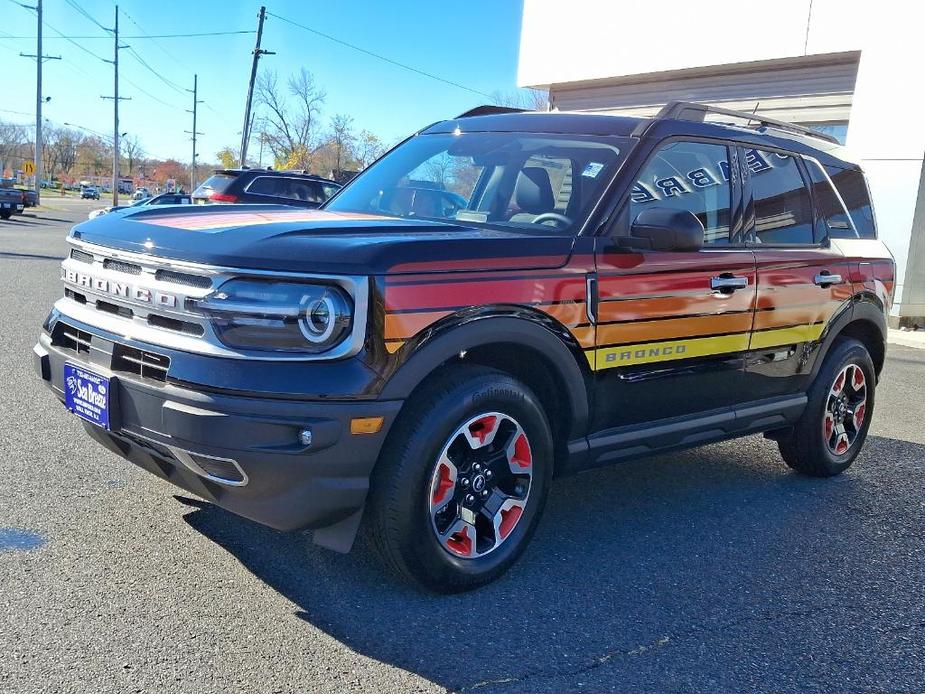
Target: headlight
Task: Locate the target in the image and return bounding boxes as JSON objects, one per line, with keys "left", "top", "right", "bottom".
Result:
{"left": 191, "top": 279, "right": 353, "bottom": 353}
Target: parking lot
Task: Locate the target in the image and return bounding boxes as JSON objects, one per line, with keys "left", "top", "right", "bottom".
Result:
{"left": 1, "top": 203, "right": 924, "bottom": 693}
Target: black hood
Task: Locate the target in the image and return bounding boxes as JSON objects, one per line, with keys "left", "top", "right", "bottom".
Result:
{"left": 71, "top": 204, "right": 575, "bottom": 275}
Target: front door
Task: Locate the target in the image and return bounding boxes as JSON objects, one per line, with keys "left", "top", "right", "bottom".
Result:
{"left": 589, "top": 139, "right": 757, "bottom": 433}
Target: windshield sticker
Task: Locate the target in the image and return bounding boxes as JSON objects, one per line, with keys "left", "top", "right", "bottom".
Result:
{"left": 581, "top": 162, "right": 605, "bottom": 178}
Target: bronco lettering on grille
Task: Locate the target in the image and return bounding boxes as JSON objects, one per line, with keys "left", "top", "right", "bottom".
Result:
{"left": 63, "top": 268, "right": 179, "bottom": 308}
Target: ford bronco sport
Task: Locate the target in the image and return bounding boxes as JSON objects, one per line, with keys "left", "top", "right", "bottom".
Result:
{"left": 35, "top": 102, "right": 894, "bottom": 592}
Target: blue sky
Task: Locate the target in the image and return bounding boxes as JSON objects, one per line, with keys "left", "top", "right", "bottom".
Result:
{"left": 0, "top": 0, "right": 526, "bottom": 162}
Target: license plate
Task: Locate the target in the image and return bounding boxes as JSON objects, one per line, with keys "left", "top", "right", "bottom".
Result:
{"left": 63, "top": 364, "right": 111, "bottom": 429}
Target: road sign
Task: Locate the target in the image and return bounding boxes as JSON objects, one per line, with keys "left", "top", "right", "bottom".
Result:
{"left": 23, "top": 160, "right": 35, "bottom": 177}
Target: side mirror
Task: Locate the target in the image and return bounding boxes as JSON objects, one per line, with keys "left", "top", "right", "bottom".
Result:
{"left": 625, "top": 207, "right": 704, "bottom": 252}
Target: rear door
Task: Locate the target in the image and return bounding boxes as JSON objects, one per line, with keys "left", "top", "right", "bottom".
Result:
{"left": 591, "top": 139, "right": 757, "bottom": 432}
{"left": 741, "top": 146, "right": 853, "bottom": 398}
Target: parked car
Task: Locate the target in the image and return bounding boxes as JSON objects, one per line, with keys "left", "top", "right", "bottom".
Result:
{"left": 23, "top": 189, "right": 38, "bottom": 208}
{"left": 132, "top": 188, "right": 150, "bottom": 201}
{"left": 0, "top": 184, "right": 24, "bottom": 219}
{"left": 35, "top": 102, "right": 894, "bottom": 592}
{"left": 87, "top": 192, "right": 192, "bottom": 219}
{"left": 81, "top": 187, "right": 100, "bottom": 200}
{"left": 192, "top": 168, "right": 340, "bottom": 207}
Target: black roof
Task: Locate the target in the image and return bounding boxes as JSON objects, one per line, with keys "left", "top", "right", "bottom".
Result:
{"left": 423, "top": 102, "right": 856, "bottom": 168}
{"left": 215, "top": 168, "right": 340, "bottom": 185}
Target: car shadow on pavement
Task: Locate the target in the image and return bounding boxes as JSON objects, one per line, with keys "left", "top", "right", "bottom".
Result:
{"left": 180, "top": 434, "right": 921, "bottom": 692}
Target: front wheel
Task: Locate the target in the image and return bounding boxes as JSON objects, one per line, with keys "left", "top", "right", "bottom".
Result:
{"left": 364, "top": 365, "right": 553, "bottom": 592}
{"left": 778, "top": 338, "right": 876, "bottom": 477}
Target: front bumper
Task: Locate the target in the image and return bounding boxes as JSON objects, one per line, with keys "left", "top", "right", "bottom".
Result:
{"left": 34, "top": 327, "right": 402, "bottom": 551}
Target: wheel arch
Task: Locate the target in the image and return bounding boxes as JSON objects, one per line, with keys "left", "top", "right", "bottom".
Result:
{"left": 813, "top": 294, "right": 887, "bottom": 381}
{"left": 380, "top": 310, "right": 593, "bottom": 460}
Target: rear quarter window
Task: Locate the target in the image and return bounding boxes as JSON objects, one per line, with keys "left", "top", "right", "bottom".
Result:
{"left": 193, "top": 173, "right": 236, "bottom": 197}
{"left": 824, "top": 165, "right": 877, "bottom": 239}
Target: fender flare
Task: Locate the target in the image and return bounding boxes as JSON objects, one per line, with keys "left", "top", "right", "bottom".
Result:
{"left": 379, "top": 313, "right": 592, "bottom": 439}
{"left": 810, "top": 293, "right": 887, "bottom": 382}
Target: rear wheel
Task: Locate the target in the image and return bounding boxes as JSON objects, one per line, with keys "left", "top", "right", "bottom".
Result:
{"left": 778, "top": 338, "right": 875, "bottom": 477}
{"left": 365, "top": 365, "right": 553, "bottom": 592}
{"left": 0, "top": 209, "right": 11, "bottom": 220}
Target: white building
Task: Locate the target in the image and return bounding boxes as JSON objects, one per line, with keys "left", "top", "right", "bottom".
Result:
{"left": 518, "top": 0, "right": 925, "bottom": 323}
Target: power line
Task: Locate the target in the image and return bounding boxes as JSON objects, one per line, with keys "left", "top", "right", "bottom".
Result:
{"left": 266, "top": 10, "right": 493, "bottom": 99}
{"left": 0, "top": 30, "right": 255, "bottom": 39}
{"left": 63, "top": 0, "right": 111, "bottom": 33}
{"left": 126, "top": 46, "right": 186, "bottom": 94}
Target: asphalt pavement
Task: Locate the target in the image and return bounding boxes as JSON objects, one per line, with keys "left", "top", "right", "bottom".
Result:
{"left": 1, "top": 201, "right": 924, "bottom": 693}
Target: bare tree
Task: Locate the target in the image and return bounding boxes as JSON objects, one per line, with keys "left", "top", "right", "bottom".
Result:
{"left": 255, "top": 68, "right": 326, "bottom": 169}
{"left": 121, "top": 134, "right": 145, "bottom": 176}
{"left": 329, "top": 113, "right": 355, "bottom": 173}
{"left": 354, "top": 129, "right": 385, "bottom": 169}
{"left": 489, "top": 88, "right": 549, "bottom": 111}
{"left": 0, "top": 121, "right": 29, "bottom": 173}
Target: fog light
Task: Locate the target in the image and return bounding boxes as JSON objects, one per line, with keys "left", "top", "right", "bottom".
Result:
{"left": 299, "top": 428, "right": 313, "bottom": 446}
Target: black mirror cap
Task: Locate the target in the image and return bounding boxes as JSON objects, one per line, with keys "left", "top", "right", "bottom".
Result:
{"left": 627, "top": 207, "right": 704, "bottom": 252}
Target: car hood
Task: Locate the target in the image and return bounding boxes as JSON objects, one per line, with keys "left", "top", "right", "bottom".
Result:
{"left": 70, "top": 204, "right": 575, "bottom": 275}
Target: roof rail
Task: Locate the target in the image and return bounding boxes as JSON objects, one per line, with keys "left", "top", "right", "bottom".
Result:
{"left": 633, "top": 100, "right": 840, "bottom": 145}
{"left": 455, "top": 105, "right": 529, "bottom": 119}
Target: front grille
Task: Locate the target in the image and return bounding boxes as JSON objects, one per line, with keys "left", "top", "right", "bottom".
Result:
{"left": 70, "top": 248, "right": 94, "bottom": 264}
{"left": 155, "top": 269, "right": 212, "bottom": 289}
{"left": 96, "top": 299, "right": 133, "bottom": 319}
{"left": 112, "top": 344, "right": 170, "bottom": 382}
{"left": 65, "top": 288, "right": 87, "bottom": 304}
{"left": 147, "top": 313, "right": 204, "bottom": 336}
{"left": 51, "top": 322, "right": 92, "bottom": 355}
{"left": 102, "top": 258, "right": 142, "bottom": 275}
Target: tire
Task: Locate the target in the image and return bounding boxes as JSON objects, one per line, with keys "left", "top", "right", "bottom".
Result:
{"left": 0, "top": 210, "right": 11, "bottom": 220}
{"left": 364, "top": 365, "right": 554, "bottom": 593}
{"left": 778, "top": 338, "right": 876, "bottom": 477}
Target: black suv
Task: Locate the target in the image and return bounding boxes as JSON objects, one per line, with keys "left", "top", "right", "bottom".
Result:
{"left": 36, "top": 102, "right": 894, "bottom": 592}
{"left": 192, "top": 168, "right": 341, "bottom": 207}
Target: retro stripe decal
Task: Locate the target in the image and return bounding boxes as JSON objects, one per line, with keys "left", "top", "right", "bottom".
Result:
{"left": 587, "top": 322, "right": 827, "bottom": 371}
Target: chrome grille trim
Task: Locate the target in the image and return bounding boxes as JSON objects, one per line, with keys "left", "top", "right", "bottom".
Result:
{"left": 58, "top": 238, "right": 369, "bottom": 362}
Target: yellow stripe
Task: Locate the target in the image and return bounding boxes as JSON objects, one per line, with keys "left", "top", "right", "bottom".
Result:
{"left": 587, "top": 323, "right": 827, "bottom": 371}
{"left": 749, "top": 322, "right": 825, "bottom": 350}
{"left": 592, "top": 333, "right": 751, "bottom": 370}
{"left": 385, "top": 341, "right": 404, "bottom": 354}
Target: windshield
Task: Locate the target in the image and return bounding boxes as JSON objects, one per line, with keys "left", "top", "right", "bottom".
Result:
{"left": 326, "top": 131, "right": 629, "bottom": 233}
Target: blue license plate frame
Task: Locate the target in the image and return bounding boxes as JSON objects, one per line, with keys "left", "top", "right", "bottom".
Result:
{"left": 63, "top": 363, "right": 111, "bottom": 430}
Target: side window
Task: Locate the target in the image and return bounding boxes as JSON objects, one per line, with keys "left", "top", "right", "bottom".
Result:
{"left": 246, "top": 176, "right": 280, "bottom": 196}
{"left": 747, "top": 149, "right": 815, "bottom": 245}
{"left": 825, "top": 165, "right": 877, "bottom": 239}
{"left": 629, "top": 141, "right": 732, "bottom": 245}
{"left": 805, "top": 159, "right": 854, "bottom": 238}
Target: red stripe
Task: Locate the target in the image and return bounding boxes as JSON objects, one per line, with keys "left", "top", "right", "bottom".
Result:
{"left": 385, "top": 276, "right": 585, "bottom": 311}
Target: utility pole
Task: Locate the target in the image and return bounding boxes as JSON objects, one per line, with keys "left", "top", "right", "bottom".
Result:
{"left": 239, "top": 6, "right": 273, "bottom": 167}
{"left": 101, "top": 5, "right": 130, "bottom": 206}
{"left": 185, "top": 74, "right": 204, "bottom": 191}
{"left": 18, "top": 0, "right": 60, "bottom": 206}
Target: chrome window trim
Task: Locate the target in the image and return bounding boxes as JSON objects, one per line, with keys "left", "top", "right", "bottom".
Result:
{"left": 58, "top": 238, "right": 369, "bottom": 362}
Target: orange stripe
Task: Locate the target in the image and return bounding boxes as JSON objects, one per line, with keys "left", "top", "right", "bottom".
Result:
{"left": 597, "top": 312, "right": 753, "bottom": 346}
{"left": 384, "top": 311, "right": 452, "bottom": 340}
{"left": 569, "top": 325, "right": 595, "bottom": 349}
{"left": 384, "top": 302, "right": 588, "bottom": 341}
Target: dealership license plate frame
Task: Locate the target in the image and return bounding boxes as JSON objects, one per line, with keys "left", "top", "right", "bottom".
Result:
{"left": 63, "top": 363, "right": 111, "bottom": 430}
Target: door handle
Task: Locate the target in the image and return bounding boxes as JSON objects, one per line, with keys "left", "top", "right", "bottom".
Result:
{"left": 711, "top": 275, "right": 749, "bottom": 292}
{"left": 814, "top": 272, "right": 843, "bottom": 287}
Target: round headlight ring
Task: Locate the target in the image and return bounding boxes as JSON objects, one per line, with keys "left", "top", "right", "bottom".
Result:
{"left": 299, "top": 295, "right": 338, "bottom": 344}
